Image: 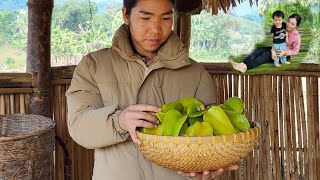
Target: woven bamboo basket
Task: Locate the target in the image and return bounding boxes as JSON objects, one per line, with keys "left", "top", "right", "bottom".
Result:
{"left": 0, "top": 114, "right": 55, "bottom": 180}
{"left": 137, "top": 121, "right": 261, "bottom": 172}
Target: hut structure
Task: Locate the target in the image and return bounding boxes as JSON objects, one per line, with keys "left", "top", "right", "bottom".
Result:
{"left": 0, "top": 0, "right": 319, "bottom": 179}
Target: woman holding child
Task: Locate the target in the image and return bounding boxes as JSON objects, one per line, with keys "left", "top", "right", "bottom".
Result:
{"left": 231, "top": 13, "right": 302, "bottom": 73}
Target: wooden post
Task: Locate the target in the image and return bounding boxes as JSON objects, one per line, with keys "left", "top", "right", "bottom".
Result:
{"left": 180, "top": 14, "right": 191, "bottom": 50}
{"left": 27, "top": 0, "right": 53, "bottom": 117}
{"left": 173, "top": 12, "right": 181, "bottom": 37}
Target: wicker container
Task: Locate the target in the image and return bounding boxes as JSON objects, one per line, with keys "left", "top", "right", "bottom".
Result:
{"left": 0, "top": 114, "right": 55, "bottom": 180}
{"left": 137, "top": 121, "right": 261, "bottom": 172}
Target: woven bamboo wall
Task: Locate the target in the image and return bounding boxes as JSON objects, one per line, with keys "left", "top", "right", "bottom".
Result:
{"left": 0, "top": 64, "right": 319, "bottom": 180}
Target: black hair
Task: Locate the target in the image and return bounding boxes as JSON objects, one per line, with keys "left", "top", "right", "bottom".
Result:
{"left": 123, "top": 0, "right": 175, "bottom": 15}
{"left": 288, "top": 14, "right": 302, "bottom": 27}
{"left": 272, "top": 10, "right": 284, "bottom": 19}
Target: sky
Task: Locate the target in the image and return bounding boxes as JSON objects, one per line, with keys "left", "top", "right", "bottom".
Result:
{"left": 230, "top": 0, "right": 261, "bottom": 16}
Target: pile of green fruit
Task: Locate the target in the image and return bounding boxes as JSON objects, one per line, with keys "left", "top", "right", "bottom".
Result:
{"left": 143, "top": 97, "right": 251, "bottom": 136}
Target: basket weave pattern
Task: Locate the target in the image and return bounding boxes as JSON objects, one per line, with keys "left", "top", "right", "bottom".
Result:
{"left": 138, "top": 121, "right": 261, "bottom": 172}
{"left": 0, "top": 114, "right": 55, "bottom": 180}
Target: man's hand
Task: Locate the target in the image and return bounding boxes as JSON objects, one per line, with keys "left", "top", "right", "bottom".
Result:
{"left": 119, "top": 104, "right": 161, "bottom": 145}
{"left": 178, "top": 164, "right": 239, "bottom": 180}
{"left": 277, "top": 50, "right": 286, "bottom": 57}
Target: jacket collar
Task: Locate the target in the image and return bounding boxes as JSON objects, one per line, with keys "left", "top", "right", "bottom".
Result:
{"left": 112, "top": 24, "right": 190, "bottom": 70}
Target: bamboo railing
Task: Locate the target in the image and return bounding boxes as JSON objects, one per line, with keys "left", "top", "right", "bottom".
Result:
{"left": 0, "top": 63, "right": 319, "bottom": 180}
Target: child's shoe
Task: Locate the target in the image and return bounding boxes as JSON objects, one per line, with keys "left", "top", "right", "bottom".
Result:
{"left": 284, "top": 61, "right": 291, "bottom": 64}
{"left": 274, "top": 64, "right": 281, "bottom": 67}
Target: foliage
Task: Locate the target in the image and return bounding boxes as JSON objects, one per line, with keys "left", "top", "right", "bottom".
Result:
{"left": 53, "top": 0, "right": 98, "bottom": 32}
{"left": 261, "top": 3, "right": 314, "bottom": 28}
{"left": 0, "top": 0, "right": 319, "bottom": 71}
{"left": 4, "top": 57, "right": 15, "bottom": 67}
{"left": 0, "top": 11, "right": 16, "bottom": 46}
{"left": 190, "top": 12, "right": 265, "bottom": 62}
{"left": 51, "top": 3, "right": 123, "bottom": 66}
{"left": 11, "top": 10, "right": 28, "bottom": 49}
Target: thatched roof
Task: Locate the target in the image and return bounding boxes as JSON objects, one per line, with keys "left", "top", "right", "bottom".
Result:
{"left": 175, "top": 0, "right": 258, "bottom": 15}
{"left": 203, "top": 0, "right": 258, "bottom": 14}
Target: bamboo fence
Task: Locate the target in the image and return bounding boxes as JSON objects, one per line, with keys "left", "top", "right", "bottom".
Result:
{"left": 0, "top": 64, "right": 319, "bottom": 180}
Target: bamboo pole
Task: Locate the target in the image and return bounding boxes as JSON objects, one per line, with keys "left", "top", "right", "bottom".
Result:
{"left": 283, "top": 76, "right": 291, "bottom": 180}
{"left": 293, "top": 77, "right": 304, "bottom": 178}
{"left": 278, "top": 76, "right": 285, "bottom": 179}
{"left": 14, "top": 94, "right": 20, "bottom": 114}
{"left": 27, "top": 0, "right": 53, "bottom": 117}
{"left": 272, "top": 75, "right": 280, "bottom": 180}
{"left": 9, "top": 94, "right": 14, "bottom": 114}
{"left": 298, "top": 77, "right": 308, "bottom": 178}
{"left": 53, "top": 85, "right": 64, "bottom": 180}
{"left": 19, "top": 94, "right": 26, "bottom": 114}
{"left": 5, "top": 95, "right": 10, "bottom": 114}
{"left": 289, "top": 76, "right": 298, "bottom": 179}
{"left": 306, "top": 77, "right": 314, "bottom": 180}
{"left": 313, "top": 77, "right": 320, "bottom": 179}
{"left": 264, "top": 75, "right": 272, "bottom": 180}
{"left": 0, "top": 95, "right": 4, "bottom": 115}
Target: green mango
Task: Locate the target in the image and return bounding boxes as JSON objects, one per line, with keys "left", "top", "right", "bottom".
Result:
{"left": 161, "top": 101, "right": 184, "bottom": 113}
{"left": 178, "top": 122, "right": 189, "bottom": 136}
{"left": 161, "top": 109, "right": 182, "bottom": 136}
{"left": 155, "top": 112, "right": 166, "bottom": 124}
{"left": 203, "top": 106, "right": 238, "bottom": 135}
{"left": 224, "top": 97, "right": 244, "bottom": 114}
{"left": 143, "top": 124, "right": 163, "bottom": 135}
{"left": 223, "top": 109, "right": 250, "bottom": 132}
{"left": 179, "top": 97, "right": 205, "bottom": 114}
{"left": 172, "top": 114, "right": 188, "bottom": 136}
{"left": 186, "top": 121, "right": 213, "bottom": 136}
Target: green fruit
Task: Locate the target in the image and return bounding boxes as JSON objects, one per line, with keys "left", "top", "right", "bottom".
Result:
{"left": 178, "top": 122, "right": 188, "bottom": 136}
{"left": 156, "top": 112, "right": 166, "bottom": 124}
{"left": 187, "top": 116, "right": 203, "bottom": 125}
{"left": 172, "top": 114, "right": 188, "bottom": 136}
{"left": 203, "top": 106, "right": 238, "bottom": 135}
{"left": 218, "top": 104, "right": 233, "bottom": 111}
{"left": 188, "top": 108, "right": 208, "bottom": 117}
{"left": 161, "top": 101, "right": 184, "bottom": 113}
{"left": 161, "top": 109, "right": 182, "bottom": 136}
{"left": 224, "top": 97, "right": 245, "bottom": 114}
{"left": 143, "top": 124, "right": 163, "bottom": 135}
{"left": 186, "top": 102, "right": 201, "bottom": 115}
{"left": 179, "top": 97, "right": 205, "bottom": 114}
{"left": 223, "top": 109, "right": 250, "bottom": 132}
{"left": 186, "top": 121, "right": 213, "bottom": 136}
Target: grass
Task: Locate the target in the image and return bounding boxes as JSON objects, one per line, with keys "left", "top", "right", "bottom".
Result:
{"left": 0, "top": 44, "right": 26, "bottom": 72}
{"left": 229, "top": 28, "right": 317, "bottom": 75}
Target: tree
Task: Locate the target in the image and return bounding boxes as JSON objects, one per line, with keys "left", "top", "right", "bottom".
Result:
{"left": 0, "top": 11, "right": 16, "bottom": 45}
{"left": 53, "top": 0, "right": 98, "bottom": 32}
{"left": 262, "top": 2, "right": 314, "bottom": 28}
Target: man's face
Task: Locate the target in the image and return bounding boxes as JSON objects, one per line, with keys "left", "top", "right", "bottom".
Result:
{"left": 123, "top": 0, "right": 173, "bottom": 55}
